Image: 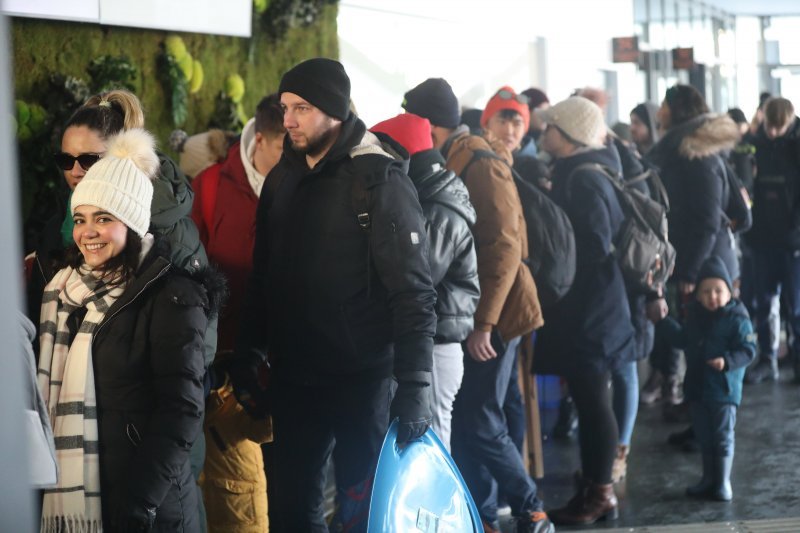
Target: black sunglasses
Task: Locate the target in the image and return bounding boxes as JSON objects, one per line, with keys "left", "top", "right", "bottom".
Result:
{"left": 53, "top": 152, "right": 102, "bottom": 172}
{"left": 495, "top": 89, "right": 529, "bottom": 105}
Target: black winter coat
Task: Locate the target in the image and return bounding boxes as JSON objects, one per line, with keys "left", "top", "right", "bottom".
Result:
{"left": 747, "top": 117, "right": 800, "bottom": 250}
{"left": 237, "top": 115, "right": 437, "bottom": 385}
{"left": 92, "top": 240, "right": 223, "bottom": 531}
{"left": 407, "top": 148, "right": 479, "bottom": 344}
{"left": 534, "top": 144, "right": 636, "bottom": 376}
{"left": 647, "top": 114, "right": 739, "bottom": 282}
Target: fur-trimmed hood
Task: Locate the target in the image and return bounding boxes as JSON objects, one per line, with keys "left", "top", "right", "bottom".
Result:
{"left": 649, "top": 113, "right": 738, "bottom": 165}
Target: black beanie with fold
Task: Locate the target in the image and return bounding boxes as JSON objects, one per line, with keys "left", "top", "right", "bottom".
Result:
{"left": 402, "top": 78, "right": 460, "bottom": 129}
{"left": 697, "top": 255, "right": 733, "bottom": 292}
{"left": 279, "top": 58, "right": 351, "bottom": 120}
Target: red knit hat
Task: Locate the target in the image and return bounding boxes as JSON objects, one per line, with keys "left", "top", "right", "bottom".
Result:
{"left": 370, "top": 113, "right": 433, "bottom": 156}
{"left": 481, "top": 86, "right": 530, "bottom": 131}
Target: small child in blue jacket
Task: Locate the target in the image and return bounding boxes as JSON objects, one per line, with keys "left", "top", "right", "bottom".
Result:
{"left": 654, "top": 256, "right": 756, "bottom": 501}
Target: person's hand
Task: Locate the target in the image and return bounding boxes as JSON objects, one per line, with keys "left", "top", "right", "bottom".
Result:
{"left": 228, "top": 353, "right": 271, "bottom": 420}
{"left": 707, "top": 357, "right": 725, "bottom": 372}
{"left": 678, "top": 281, "right": 696, "bottom": 295}
{"left": 466, "top": 330, "right": 497, "bottom": 362}
{"left": 390, "top": 379, "right": 432, "bottom": 445}
{"left": 112, "top": 498, "right": 157, "bottom": 532}
{"left": 646, "top": 298, "right": 669, "bottom": 323}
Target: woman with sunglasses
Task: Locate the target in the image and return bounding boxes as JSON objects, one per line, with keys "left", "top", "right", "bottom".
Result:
{"left": 26, "top": 90, "right": 210, "bottom": 350}
{"left": 37, "top": 128, "right": 223, "bottom": 532}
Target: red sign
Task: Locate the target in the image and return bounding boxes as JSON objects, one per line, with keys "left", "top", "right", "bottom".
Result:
{"left": 672, "top": 48, "right": 695, "bottom": 69}
{"left": 613, "top": 37, "right": 640, "bottom": 63}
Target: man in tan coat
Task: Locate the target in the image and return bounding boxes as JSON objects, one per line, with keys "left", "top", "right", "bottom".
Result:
{"left": 403, "top": 78, "right": 552, "bottom": 533}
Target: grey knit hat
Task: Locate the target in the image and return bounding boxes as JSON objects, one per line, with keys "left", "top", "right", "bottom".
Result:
{"left": 536, "top": 96, "right": 607, "bottom": 148}
{"left": 71, "top": 128, "right": 160, "bottom": 237}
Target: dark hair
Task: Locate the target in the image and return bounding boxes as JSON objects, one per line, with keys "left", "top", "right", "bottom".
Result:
{"left": 496, "top": 109, "right": 524, "bottom": 122}
{"left": 520, "top": 87, "right": 549, "bottom": 110}
{"left": 664, "top": 84, "right": 708, "bottom": 126}
{"left": 64, "top": 90, "right": 145, "bottom": 140}
{"left": 764, "top": 97, "right": 795, "bottom": 128}
{"left": 759, "top": 91, "right": 772, "bottom": 109}
{"left": 254, "top": 93, "right": 286, "bottom": 137}
{"left": 460, "top": 108, "right": 483, "bottom": 134}
{"left": 65, "top": 227, "right": 143, "bottom": 287}
{"left": 727, "top": 107, "right": 747, "bottom": 125}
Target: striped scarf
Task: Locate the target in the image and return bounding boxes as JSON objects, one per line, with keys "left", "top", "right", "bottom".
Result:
{"left": 37, "top": 265, "right": 126, "bottom": 533}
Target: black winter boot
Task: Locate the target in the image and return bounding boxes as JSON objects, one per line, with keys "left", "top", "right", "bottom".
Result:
{"left": 686, "top": 452, "right": 714, "bottom": 497}
{"left": 711, "top": 454, "right": 733, "bottom": 501}
{"left": 745, "top": 356, "right": 779, "bottom": 384}
{"left": 552, "top": 396, "right": 578, "bottom": 439}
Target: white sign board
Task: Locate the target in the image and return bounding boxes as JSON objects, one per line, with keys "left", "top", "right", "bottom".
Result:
{"left": 1, "top": 0, "right": 252, "bottom": 37}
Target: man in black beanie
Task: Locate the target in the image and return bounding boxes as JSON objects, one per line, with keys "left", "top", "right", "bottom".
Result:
{"left": 232, "top": 58, "right": 438, "bottom": 532}
{"left": 403, "top": 79, "right": 553, "bottom": 533}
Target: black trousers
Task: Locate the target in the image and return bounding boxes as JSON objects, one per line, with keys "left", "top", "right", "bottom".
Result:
{"left": 565, "top": 369, "right": 618, "bottom": 484}
{"left": 269, "top": 376, "right": 393, "bottom": 533}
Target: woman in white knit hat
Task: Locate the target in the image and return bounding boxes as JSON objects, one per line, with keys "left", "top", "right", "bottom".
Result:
{"left": 531, "top": 97, "right": 636, "bottom": 526}
{"left": 36, "top": 128, "right": 223, "bottom": 533}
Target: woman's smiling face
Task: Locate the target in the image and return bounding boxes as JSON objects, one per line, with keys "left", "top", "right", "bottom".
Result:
{"left": 72, "top": 205, "right": 128, "bottom": 269}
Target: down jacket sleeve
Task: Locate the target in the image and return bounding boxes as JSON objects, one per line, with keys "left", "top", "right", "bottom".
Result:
{"left": 128, "top": 277, "right": 207, "bottom": 508}
{"left": 368, "top": 164, "right": 438, "bottom": 377}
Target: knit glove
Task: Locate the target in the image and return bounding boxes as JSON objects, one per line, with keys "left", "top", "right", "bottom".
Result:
{"left": 390, "top": 373, "right": 432, "bottom": 445}
{"left": 111, "top": 498, "right": 157, "bottom": 533}
{"left": 228, "top": 352, "right": 271, "bottom": 420}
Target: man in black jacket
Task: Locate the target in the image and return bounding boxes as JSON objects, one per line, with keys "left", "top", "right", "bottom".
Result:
{"left": 745, "top": 97, "right": 800, "bottom": 383}
{"left": 232, "top": 58, "right": 438, "bottom": 532}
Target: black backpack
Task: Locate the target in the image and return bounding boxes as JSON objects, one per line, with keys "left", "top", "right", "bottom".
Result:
{"left": 462, "top": 149, "right": 576, "bottom": 308}
{"left": 568, "top": 163, "right": 676, "bottom": 294}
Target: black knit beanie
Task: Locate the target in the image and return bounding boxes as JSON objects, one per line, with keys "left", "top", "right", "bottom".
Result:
{"left": 402, "top": 78, "right": 460, "bottom": 129}
{"left": 697, "top": 255, "right": 733, "bottom": 292}
{"left": 279, "top": 58, "right": 351, "bottom": 120}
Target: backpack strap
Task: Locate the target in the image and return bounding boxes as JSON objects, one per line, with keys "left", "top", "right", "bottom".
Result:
{"left": 351, "top": 171, "right": 372, "bottom": 232}
{"left": 459, "top": 149, "right": 503, "bottom": 180}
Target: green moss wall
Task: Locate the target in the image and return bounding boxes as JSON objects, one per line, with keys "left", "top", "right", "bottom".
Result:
{"left": 11, "top": 5, "right": 339, "bottom": 153}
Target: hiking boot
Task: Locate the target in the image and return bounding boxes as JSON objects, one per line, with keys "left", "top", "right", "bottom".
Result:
{"left": 552, "top": 396, "right": 578, "bottom": 439}
{"left": 611, "top": 445, "right": 629, "bottom": 483}
{"left": 549, "top": 479, "right": 618, "bottom": 526}
{"left": 515, "top": 511, "right": 555, "bottom": 533}
{"left": 662, "top": 374, "right": 683, "bottom": 405}
{"left": 667, "top": 426, "right": 699, "bottom": 452}
{"left": 639, "top": 370, "right": 663, "bottom": 404}
{"left": 745, "top": 356, "right": 779, "bottom": 384}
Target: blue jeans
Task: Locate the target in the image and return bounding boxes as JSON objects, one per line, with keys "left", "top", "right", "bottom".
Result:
{"left": 753, "top": 247, "right": 800, "bottom": 358}
{"left": 504, "top": 347, "right": 525, "bottom": 455}
{"left": 452, "top": 335, "right": 542, "bottom": 524}
{"left": 689, "top": 401, "right": 736, "bottom": 457}
{"left": 611, "top": 360, "right": 639, "bottom": 446}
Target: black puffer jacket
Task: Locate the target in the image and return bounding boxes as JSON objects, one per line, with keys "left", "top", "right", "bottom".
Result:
{"left": 647, "top": 114, "right": 739, "bottom": 282}
{"left": 237, "top": 115, "right": 437, "bottom": 385}
{"left": 534, "top": 144, "right": 636, "bottom": 375}
{"left": 407, "top": 148, "right": 479, "bottom": 344}
{"left": 92, "top": 239, "right": 225, "bottom": 532}
{"left": 747, "top": 117, "right": 800, "bottom": 250}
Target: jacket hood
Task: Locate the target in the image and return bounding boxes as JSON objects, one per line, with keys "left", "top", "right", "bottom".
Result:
{"left": 238, "top": 118, "right": 265, "bottom": 195}
{"left": 408, "top": 148, "right": 476, "bottom": 225}
{"left": 151, "top": 153, "right": 193, "bottom": 229}
{"left": 361, "top": 131, "right": 410, "bottom": 173}
{"left": 552, "top": 140, "right": 623, "bottom": 179}
{"left": 632, "top": 102, "right": 660, "bottom": 144}
{"left": 650, "top": 114, "right": 738, "bottom": 164}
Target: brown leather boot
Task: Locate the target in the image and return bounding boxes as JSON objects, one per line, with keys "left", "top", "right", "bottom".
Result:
{"left": 549, "top": 479, "right": 619, "bottom": 525}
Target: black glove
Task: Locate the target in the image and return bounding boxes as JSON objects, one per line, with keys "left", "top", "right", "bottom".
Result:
{"left": 228, "top": 352, "right": 271, "bottom": 420}
{"left": 390, "top": 375, "right": 432, "bottom": 445}
{"left": 112, "top": 498, "right": 157, "bottom": 533}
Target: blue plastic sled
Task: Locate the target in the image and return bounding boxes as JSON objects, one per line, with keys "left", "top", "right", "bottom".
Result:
{"left": 367, "top": 420, "right": 482, "bottom": 532}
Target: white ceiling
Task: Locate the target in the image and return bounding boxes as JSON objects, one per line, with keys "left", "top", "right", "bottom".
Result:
{"left": 704, "top": 0, "right": 800, "bottom": 17}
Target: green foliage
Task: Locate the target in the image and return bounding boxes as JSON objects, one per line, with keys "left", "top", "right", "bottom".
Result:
{"left": 11, "top": 3, "right": 339, "bottom": 247}
{"left": 210, "top": 93, "right": 243, "bottom": 131}
{"left": 87, "top": 55, "right": 138, "bottom": 92}
{"left": 261, "top": 0, "right": 337, "bottom": 41}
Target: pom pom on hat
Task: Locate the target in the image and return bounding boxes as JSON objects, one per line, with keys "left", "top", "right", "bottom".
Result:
{"left": 370, "top": 113, "right": 433, "bottom": 156}
{"left": 71, "top": 128, "right": 159, "bottom": 237}
{"left": 536, "top": 97, "right": 607, "bottom": 148}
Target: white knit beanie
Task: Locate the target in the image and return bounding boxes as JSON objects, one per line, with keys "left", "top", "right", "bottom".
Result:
{"left": 536, "top": 96, "right": 607, "bottom": 148}
{"left": 71, "top": 128, "right": 160, "bottom": 237}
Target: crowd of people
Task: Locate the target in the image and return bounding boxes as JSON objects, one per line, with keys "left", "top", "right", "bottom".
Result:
{"left": 19, "top": 55, "right": 800, "bottom": 533}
